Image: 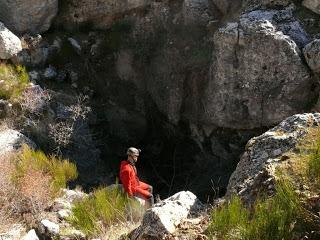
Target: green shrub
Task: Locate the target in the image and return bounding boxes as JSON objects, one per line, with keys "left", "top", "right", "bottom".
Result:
{"left": 308, "top": 134, "right": 320, "bottom": 185}
{"left": 208, "top": 179, "right": 301, "bottom": 240}
{"left": 208, "top": 195, "right": 249, "bottom": 239}
{"left": 12, "top": 144, "right": 78, "bottom": 196}
{"left": 68, "top": 186, "right": 144, "bottom": 236}
{"left": 0, "top": 64, "right": 30, "bottom": 101}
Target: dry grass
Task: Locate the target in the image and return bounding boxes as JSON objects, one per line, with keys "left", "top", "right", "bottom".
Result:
{"left": 99, "top": 221, "right": 140, "bottom": 240}
{"left": 0, "top": 146, "right": 77, "bottom": 230}
{"left": 0, "top": 154, "right": 18, "bottom": 232}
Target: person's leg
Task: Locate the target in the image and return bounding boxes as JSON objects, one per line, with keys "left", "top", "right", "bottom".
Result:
{"left": 135, "top": 186, "right": 154, "bottom": 207}
{"left": 139, "top": 181, "right": 152, "bottom": 193}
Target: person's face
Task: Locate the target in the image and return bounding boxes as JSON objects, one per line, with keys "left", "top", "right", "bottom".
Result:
{"left": 130, "top": 154, "right": 139, "bottom": 162}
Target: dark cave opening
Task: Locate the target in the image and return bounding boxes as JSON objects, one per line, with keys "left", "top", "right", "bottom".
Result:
{"left": 90, "top": 96, "right": 266, "bottom": 202}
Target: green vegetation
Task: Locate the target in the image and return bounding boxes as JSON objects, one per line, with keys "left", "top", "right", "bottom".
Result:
{"left": 208, "top": 127, "right": 320, "bottom": 240}
{"left": 0, "top": 63, "right": 30, "bottom": 101}
{"left": 68, "top": 186, "right": 144, "bottom": 235}
{"left": 12, "top": 144, "right": 78, "bottom": 196}
{"left": 208, "top": 179, "right": 301, "bottom": 240}
{"left": 307, "top": 134, "right": 320, "bottom": 185}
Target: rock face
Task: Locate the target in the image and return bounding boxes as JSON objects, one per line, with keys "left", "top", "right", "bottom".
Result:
{"left": 303, "top": 0, "right": 320, "bottom": 14}
{"left": 21, "top": 230, "right": 39, "bottom": 240}
{"left": 211, "top": 0, "right": 290, "bottom": 16}
{"left": 0, "top": 129, "right": 35, "bottom": 155}
{"left": 0, "top": 22, "right": 22, "bottom": 59}
{"left": 131, "top": 191, "right": 202, "bottom": 239}
{"left": 202, "top": 9, "right": 316, "bottom": 129}
{"left": 227, "top": 113, "right": 320, "bottom": 204}
{"left": 0, "top": 0, "right": 58, "bottom": 34}
{"left": 304, "top": 39, "right": 320, "bottom": 73}
{"left": 56, "top": 0, "right": 150, "bottom": 30}
{"left": 182, "top": 0, "right": 210, "bottom": 25}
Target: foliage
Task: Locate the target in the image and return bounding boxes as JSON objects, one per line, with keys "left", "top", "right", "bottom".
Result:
{"left": 208, "top": 179, "right": 302, "bottom": 240}
{"left": 48, "top": 94, "right": 91, "bottom": 150}
{"left": 307, "top": 132, "right": 320, "bottom": 185}
{"left": 0, "top": 63, "right": 30, "bottom": 101}
{"left": 68, "top": 186, "right": 144, "bottom": 236}
{"left": 12, "top": 144, "right": 78, "bottom": 196}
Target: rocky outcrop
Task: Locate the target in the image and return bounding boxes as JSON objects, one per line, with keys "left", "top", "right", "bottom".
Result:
{"left": 0, "top": 129, "right": 35, "bottom": 155}
{"left": 55, "top": 0, "right": 151, "bottom": 30}
{"left": 21, "top": 230, "right": 39, "bottom": 240}
{"left": 0, "top": 224, "right": 26, "bottom": 240}
{"left": 304, "top": 39, "right": 320, "bottom": 73}
{"left": 37, "top": 189, "right": 87, "bottom": 239}
{"left": 303, "top": 0, "right": 320, "bottom": 14}
{"left": 227, "top": 113, "right": 320, "bottom": 204}
{"left": 182, "top": 0, "right": 210, "bottom": 25}
{"left": 211, "top": 0, "right": 291, "bottom": 16}
{"left": 0, "top": 0, "right": 58, "bottom": 34}
{"left": 202, "top": 8, "right": 316, "bottom": 129}
{"left": 130, "top": 191, "right": 203, "bottom": 239}
{"left": 0, "top": 22, "right": 22, "bottom": 59}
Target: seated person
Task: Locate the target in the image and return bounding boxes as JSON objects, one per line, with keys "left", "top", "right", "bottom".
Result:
{"left": 119, "top": 147, "right": 154, "bottom": 207}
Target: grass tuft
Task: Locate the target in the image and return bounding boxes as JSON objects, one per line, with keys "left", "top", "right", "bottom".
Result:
{"left": 208, "top": 179, "right": 301, "bottom": 240}
{"left": 12, "top": 144, "right": 78, "bottom": 197}
{"left": 0, "top": 63, "right": 30, "bottom": 101}
{"left": 68, "top": 186, "right": 144, "bottom": 236}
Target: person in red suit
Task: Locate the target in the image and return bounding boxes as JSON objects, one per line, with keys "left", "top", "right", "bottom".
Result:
{"left": 119, "top": 147, "right": 154, "bottom": 206}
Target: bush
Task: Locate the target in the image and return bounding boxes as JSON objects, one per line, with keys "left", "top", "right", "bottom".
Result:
{"left": 207, "top": 179, "right": 302, "bottom": 240}
{"left": 0, "top": 147, "right": 77, "bottom": 229}
{"left": 12, "top": 144, "right": 78, "bottom": 197}
{"left": 68, "top": 186, "right": 144, "bottom": 236}
{"left": 0, "top": 63, "right": 30, "bottom": 101}
{"left": 308, "top": 133, "right": 320, "bottom": 185}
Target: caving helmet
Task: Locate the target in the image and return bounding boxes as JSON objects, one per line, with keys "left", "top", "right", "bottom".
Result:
{"left": 127, "top": 147, "right": 141, "bottom": 157}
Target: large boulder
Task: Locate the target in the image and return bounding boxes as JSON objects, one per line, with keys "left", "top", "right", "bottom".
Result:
{"left": 303, "top": 0, "right": 320, "bottom": 14}
{"left": 0, "top": 22, "right": 22, "bottom": 59}
{"left": 55, "top": 0, "right": 151, "bottom": 30}
{"left": 0, "top": 129, "right": 35, "bottom": 155}
{"left": 0, "top": 0, "right": 58, "bottom": 34}
{"left": 227, "top": 113, "right": 320, "bottom": 204}
{"left": 202, "top": 9, "right": 316, "bottom": 129}
{"left": 130, "top": 191, "right": 202, "bottom": 239}
{"left": 304, "top": 39, "right": 320, "bottom": 73}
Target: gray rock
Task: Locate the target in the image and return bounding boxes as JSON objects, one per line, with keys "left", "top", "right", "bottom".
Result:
{"left": 21, "top": 229, "right": 39, "bottom": 240}
{"left": 61, "top": 189, "right": 87, "bottom": 203}
{"left": 131, "top": 191, "right": 202, "bottom": 239}
{"left": 202, "top": 10, "right": 316, "bottom": 129}
{"left": 0, "top": 224, "right": 26, "bottom": 240}
{"left": 40, "top": 219, "right": 60, "bottom": 235}
{"left": 227, "top": 113, "right": 320, "bottom": 204}
{"left": 57, "top": 209, "right": 71, "bottom": 220}
{"left": 0, "top": 22, "right": 22, "bottom": 59}
{"left": 211, "top": 0, "right": 290, "bottom": 16}
{"left": 68, "top": 38, "right": 81, "bottom": 54}
{"left": 182, "top": 0, "right": 210, "bottom": 25}
{"left": 55, "top": 0, "right": 150, "bottom": 30}
{"left": 303, "top": 0, "right": 320, "bottom": 14}
{"left": 28, "top": 71, "right": 40, "bottom": 83}
{"left": 0, "top": 129, "right": 36, "bottom": 155}
{"left": 304, "top": 39, "right": 320, "bottom": 73}
{"left": 0, "top": 0, "right": 58, "bottom": 34}
{"left": 43, "top": 66, "right": 57, "bottom": 79}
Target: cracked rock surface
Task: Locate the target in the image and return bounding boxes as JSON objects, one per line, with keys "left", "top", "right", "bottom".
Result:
{"left": 202, "top": 8, "right": 317, "bottom": 129}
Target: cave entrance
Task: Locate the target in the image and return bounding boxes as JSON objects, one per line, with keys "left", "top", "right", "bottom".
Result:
{"left": 91, "top": 99, "right": 265, "bottom": 202}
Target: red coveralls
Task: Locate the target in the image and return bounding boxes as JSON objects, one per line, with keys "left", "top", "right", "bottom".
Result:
{"left": 119, "top": 160, "right": 152, "bottom": 199}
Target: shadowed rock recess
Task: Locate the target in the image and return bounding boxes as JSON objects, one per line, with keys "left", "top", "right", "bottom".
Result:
{"left": 0, "top": 0, "right": 320, "bottom": 202}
